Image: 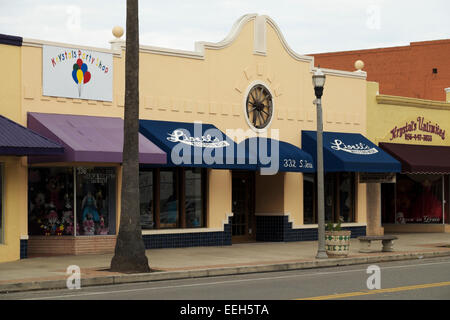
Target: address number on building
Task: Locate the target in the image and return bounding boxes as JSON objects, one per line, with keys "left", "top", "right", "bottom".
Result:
{"left": 283, "top": 159, "right": 313, "bottom": 169}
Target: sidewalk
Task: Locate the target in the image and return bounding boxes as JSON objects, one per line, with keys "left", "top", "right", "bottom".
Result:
{"left": 0, "top": 233, "right": 449, "bottom": 293}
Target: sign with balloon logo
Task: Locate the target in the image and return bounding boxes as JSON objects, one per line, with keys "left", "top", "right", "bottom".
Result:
{"left": 72, "top": 59, "right": 91, "bottom": 97}
{"left": 43, "top": 45, "right": 113, "bottom": 102}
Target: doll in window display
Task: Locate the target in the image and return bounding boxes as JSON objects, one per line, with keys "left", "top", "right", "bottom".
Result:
{"left": 46, "top": 203, "right": 60, "bottom": 236}
{"left": 61, "top": 194, "right": 74, "bottom": 235}
{"left": 46, "top": 176, "right": 63, "bottom": 211}
{"left": 82, "top": 191, "right": 100, "bottom": 222}
{"left": 98, "top": 215, "right": 109, "bottom": 235}
{"left": 83, "top": 214, "right": 95, "bottom": 235}
{"left": 82, "top": 191, "right": 100, "bottom": 235}
{"left": 95, "top": 190, "right": 109, "bottom": 235}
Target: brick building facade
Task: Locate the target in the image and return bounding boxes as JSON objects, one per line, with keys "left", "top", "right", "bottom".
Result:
{"left": 311, "top": 39, "right": 450, "bottom": 101}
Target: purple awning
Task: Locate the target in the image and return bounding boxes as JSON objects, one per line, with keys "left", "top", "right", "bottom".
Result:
{"left": 27, "top": 112, "right": 166, "bottom": 164}
{"left": 0, "top": 114, "right": 63, "bottom": 156}
{"left": 0, "top": 33, "right": 22, "bottom": 47}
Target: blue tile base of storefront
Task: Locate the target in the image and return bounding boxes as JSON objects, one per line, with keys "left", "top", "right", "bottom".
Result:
{"left": 20, "top": 239, "right": 28, "bottom": 259}
{"left": 256, "top": 215, "right": 366, "bottom": 242}
{"left": 143, "top": 215, "right": 366, "bottom": 249}
{"left": 142, "top": 217, "right": 233, "bottom": 249}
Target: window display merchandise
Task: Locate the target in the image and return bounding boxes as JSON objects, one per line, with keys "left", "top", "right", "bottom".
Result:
{"left": 382, "top": 174, "right": 445, "bottom": 224}
{"left": 28, "top": 167, "right": 116, "bottom": 236}
{"left": 28, "top": 168, "right": 74, "bottom": 236}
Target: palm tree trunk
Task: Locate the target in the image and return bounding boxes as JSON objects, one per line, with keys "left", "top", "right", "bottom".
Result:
{"left": 110, "top": 0, "right": 150, "bottom": 273}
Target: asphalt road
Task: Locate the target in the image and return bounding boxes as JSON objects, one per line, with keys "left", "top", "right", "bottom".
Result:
{"left": 1, "top": 256, "right": 450, "bottom": 301}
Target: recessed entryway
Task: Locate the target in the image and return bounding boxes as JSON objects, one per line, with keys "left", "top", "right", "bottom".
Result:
{"left": 231, "top": 171, "right": 256, "bottom": 243}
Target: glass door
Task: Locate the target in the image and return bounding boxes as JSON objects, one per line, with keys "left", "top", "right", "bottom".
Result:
{"left": 231, "top": 171, "right": 255, "bottom": 242}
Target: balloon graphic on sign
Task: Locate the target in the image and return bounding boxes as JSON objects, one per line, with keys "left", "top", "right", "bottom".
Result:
{"left": 72, "top": 58, "right": 91, "bottom": 97}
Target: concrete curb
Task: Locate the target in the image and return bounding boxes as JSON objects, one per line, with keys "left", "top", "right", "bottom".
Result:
{"left": 1, "top": 250, "right": 449, "bottom": 294}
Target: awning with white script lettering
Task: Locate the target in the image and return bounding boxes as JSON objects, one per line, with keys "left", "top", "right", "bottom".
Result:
{"left": 139, "top": 119, "right": 256, "bottom": 169}
{"left": 301, "top": 130, "right": 401, "bottom": 172}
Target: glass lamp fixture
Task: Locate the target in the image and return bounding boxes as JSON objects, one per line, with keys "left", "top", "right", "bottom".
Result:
{"left": 312, "top": 68, "right": 326, "bottom": 99}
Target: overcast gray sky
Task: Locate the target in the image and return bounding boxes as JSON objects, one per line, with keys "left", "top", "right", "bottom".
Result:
{"left": 1, "top": 0, "right": 449, "bottom": 54}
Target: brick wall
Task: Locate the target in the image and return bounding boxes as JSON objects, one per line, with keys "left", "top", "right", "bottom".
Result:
{"left": 310, "top": 39, "right": 450, "bottom": 101}
{"left": 28, "top": 236, "right": 116, "bottom": 257}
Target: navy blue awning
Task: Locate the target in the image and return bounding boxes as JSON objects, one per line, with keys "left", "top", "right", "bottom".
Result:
{"left": 237, "top": 137, "right": 315, "bottom": 173}
{"left": 301, "top": 130, "right": 401, "bottom": 172}
{"left": 139, "top": 120, "right": 256, "bottom": 169}
{"left": 0, "top": 115, "right": 63, "bottom": 156}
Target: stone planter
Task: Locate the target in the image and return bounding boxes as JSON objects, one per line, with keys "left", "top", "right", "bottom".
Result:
{"left": 325, "top": 230, "right": 351, "bottom": 257}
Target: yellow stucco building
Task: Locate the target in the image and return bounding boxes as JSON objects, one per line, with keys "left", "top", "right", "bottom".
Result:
{"left": 366, "top": 82, "right": 450, "bottom": 233}
{"left": 0, "top": 36, "right": 64, "bottom": 262}
{"left": 0, "top": 14, "right": 406, "bottom": 262}
{"left": 0, "top": 37, "right": 28, "bottom": 262}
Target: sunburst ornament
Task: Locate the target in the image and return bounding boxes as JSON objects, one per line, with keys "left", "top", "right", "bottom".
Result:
{"left": 245, "top": 84, "right": 273, "bottom": 130}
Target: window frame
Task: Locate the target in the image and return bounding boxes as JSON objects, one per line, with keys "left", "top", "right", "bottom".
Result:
{"left": 382, "top": 173, "right": 446, "bottom": 224}
{"left": 303, "top": 172, "right": 357, "bottom": 224}
{"left": 140, "top": 167, "right": 207, "bottom": 230}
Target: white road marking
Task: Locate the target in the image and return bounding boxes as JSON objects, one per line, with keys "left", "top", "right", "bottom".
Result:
{"left": 23, "top": 259, "right": 450, "bottom": 300}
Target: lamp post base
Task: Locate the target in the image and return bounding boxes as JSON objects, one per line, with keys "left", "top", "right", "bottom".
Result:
{"left": 316, "top": 250, "right": 328, "bottom": 259}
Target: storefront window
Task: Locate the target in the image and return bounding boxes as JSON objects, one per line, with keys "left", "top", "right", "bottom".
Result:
{"left": 185, "top": 168, "right": 203, "bottom": 228}
{"left": 76, "top": 167, "right": 116, "bottom": 236}
{"left": 410, "top": 176, "right": 442, "bottom": 223}
{"left": 28, "top": 168, "right": 74, "bottom": 236}
{"left": 384, "top": 174, "right": 444, "bottom": 224}
{"left": 139, "top": 170, "right": 154, "bottom": 230}
{"left": 160, "top": 169, "right": 178, "bottom": 228}
{"left": 139, "top": 168, "right": 206, "bottom": 230}
{"left": 303, "top": 172, "right": 356, "bottom": 224}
